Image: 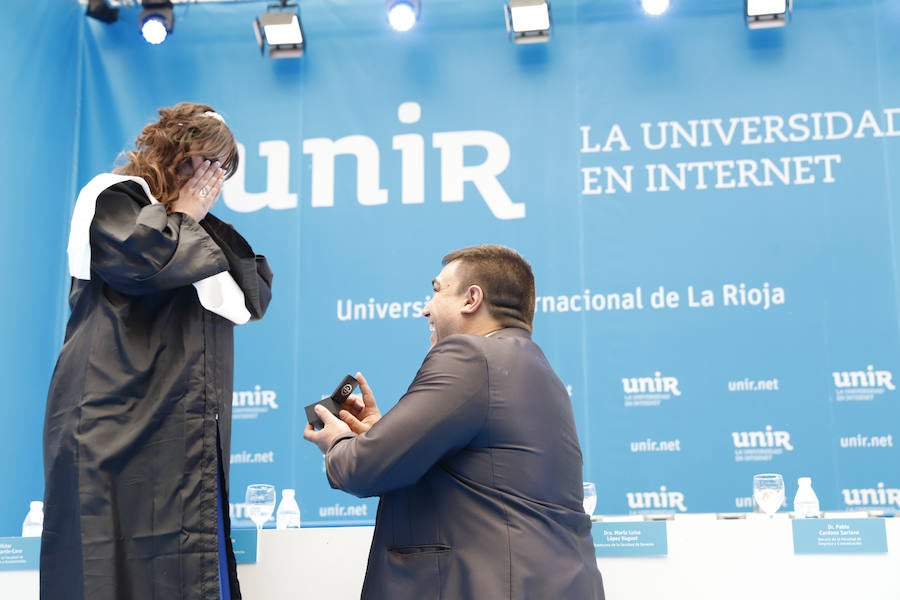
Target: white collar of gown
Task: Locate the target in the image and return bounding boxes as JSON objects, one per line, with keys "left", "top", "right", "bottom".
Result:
{"left": 67, "top": 173, "right": 251, "bottom": 325}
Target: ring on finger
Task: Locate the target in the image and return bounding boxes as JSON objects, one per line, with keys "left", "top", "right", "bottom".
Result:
{"left": 199, "top": 185, "right": 211, "bottom": 198}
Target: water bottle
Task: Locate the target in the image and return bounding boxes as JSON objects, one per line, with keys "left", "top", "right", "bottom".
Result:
{"left": 275, "top": 489, "right": 301, "bottom": 529}
{"left": 22, "top": 501, "right": 44, "bottom": 537}
{"left": 792, "top": 477, "right": 820, "bottom": 518}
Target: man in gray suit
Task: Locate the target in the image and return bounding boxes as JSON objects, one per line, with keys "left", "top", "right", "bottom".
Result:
{"left": 305, "top": 244, "right": 605, "bottom": 599}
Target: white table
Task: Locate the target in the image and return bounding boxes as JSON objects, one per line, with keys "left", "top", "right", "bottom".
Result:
{"left": 595, "top": 513, "right": 899, "bottom": 600}
{"left": 7, "top": 515, "right": 899, "bottom": 599}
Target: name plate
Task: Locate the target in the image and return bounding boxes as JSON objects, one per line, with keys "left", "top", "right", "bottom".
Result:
{"left": 0, "top": 537, "right": 40, "bottom": 571}
{"left": 591, "top": 520, "right": 668, "bottom": 557}
{"left": 792, "top": 518, "right": 888, "bottom": 554}
{"left": 231, "top": 528, "right": 259, "bottom": 564}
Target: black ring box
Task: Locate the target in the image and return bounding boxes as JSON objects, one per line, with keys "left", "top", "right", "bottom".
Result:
{"left": 305, "top": 374, "right": 359, "bottom": 429}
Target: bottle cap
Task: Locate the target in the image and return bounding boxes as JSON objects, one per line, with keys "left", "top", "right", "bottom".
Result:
{"left": 798, "top": 477, "right": 811, "bottom": 485}
{"left": 282, "top": 488, "right": 296, "bottom": 497}
{"left": 30, "top": 501, "right": 43, "bottom": 510}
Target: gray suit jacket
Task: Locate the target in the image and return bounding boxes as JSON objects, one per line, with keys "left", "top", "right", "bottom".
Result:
{"left": 326, "top": 328, "right": 605, "bottom": 599}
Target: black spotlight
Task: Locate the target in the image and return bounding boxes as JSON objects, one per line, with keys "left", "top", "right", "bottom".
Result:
{"left": 86, "top": 0, "right": 119, "bottom": 24}
{"left": 139, "top": 1, "right": 175, "bottom": 45}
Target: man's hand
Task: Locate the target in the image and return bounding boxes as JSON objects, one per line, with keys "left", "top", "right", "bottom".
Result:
{"left": 338, "top": 372, "right": 382, "bottom": 434}
{"left": 303, "top": 404, "right": 352, "bottom": 454}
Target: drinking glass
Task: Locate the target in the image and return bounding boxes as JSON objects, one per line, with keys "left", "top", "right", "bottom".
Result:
{"left": 752, "top": 473, "right": 785, "bottom": 517}
{"left": 245, "top": 484, "right": 276, "bottom": 531}
{"left": 583, "top": 481, "right": 598, "bottom": 517}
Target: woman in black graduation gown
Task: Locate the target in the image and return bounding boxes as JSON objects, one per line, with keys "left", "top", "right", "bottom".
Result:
{"left": 41, "top": 102, "right": 273, "bottom": 600}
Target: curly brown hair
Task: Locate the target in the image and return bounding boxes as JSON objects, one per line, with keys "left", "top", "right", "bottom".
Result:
{"left": 114, "top": 102, "right": 239, "bottom": 207}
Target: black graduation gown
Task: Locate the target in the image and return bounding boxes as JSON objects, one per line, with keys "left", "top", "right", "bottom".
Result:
{"left": 41, "top": 180, "right": 273, "bottom": 600}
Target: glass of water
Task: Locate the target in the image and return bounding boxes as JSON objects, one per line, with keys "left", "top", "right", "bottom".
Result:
{"left": 245, "top": 483, "right": 276, "bottom": 531}
{"left": 583, "top": 481, "right": 598, "bottom": 517}
{"left": 752, "top": 473, "right": 785, "bottom": 517}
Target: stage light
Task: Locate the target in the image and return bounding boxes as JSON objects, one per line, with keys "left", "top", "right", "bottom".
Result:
{"left": 504, "top": 0, "right": 551, "bottom": 44}
{"left": 254, "top": 1, "right": 305, "bottom": 58}
{"left": 86, "top": 0, "right": 118, "bottom": 24}
{"left": 385, "top": 0, "right": 420, "bottom": 32}
{"left": 745, "top": 0, "right": 792, "bottom": 29}
{"left": 139, "top": 1, "right": 174, "bottom": 45}
{"left": 641, "top": 0, "right": 670, "bottom": 17}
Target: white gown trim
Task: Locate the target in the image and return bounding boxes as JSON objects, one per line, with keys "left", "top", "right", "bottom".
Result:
{"left": 67, "top": 173, "right": 250, "bottom": 325}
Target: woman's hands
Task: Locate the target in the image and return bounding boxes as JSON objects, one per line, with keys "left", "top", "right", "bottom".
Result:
{"left": 169, "top": 158, "right": 226, "bottom": 222}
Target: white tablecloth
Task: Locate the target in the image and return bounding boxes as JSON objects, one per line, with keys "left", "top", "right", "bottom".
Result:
{"left": 7, "top": 514, "right": 899, "bottom": 599}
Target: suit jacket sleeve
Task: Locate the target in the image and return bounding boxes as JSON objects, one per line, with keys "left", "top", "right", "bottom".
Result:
{"left": 325, "top": 335, "right": 490, "bottom": 497}
{"left": 89, "top": 181, "right": 229, "bottom": 295}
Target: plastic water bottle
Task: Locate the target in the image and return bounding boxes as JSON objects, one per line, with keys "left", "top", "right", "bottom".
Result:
{"left": 792, "top": 477, "right": 820, "bottom": 518}
{"left": 275, "top": 489, "right": 301, "bottom": 529}
{"left": 22, "top": 501, "right": 44, "bottom": 537}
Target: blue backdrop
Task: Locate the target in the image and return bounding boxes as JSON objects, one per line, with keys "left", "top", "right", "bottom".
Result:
{"left": 2, "top": 0, "right": 899, "bottom": 535}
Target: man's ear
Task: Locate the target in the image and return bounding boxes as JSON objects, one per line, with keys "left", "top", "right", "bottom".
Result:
{"left": 461, "top": 285, "right": 484, "bottom": 314}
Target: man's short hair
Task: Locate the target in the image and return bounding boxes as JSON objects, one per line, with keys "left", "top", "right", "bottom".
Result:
{"left": 442, "top": 244, "right": 536, "bottom": 331}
